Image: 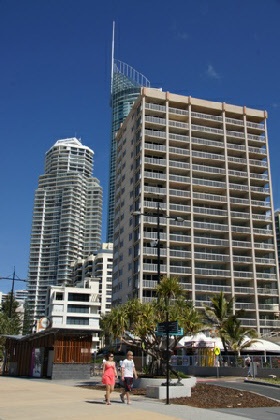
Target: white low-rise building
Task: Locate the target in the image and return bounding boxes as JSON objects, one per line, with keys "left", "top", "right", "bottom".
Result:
{"left": 45, "top": 279, "right": 101, "bottom": 351}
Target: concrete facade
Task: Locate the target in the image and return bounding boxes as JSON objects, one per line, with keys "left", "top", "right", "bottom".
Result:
{"left": 112, "top": 88, "right": 280, "bottom": 335}
{"left": 72, "top": 243, "right": 113, "bottom": 315}
{"left": 45, "top": 280, "right": 101, "bottom": 351}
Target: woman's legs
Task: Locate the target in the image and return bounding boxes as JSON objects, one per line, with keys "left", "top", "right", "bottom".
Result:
{"left": 106, "top": 384, "right": 111, "bottom": 404}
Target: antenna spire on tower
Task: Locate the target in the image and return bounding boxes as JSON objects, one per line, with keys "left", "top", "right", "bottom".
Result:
{"left": 111, "top": 21, "right": 115, "bottom": 95}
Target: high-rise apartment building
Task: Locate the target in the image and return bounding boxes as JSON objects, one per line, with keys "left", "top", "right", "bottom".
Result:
{"left": 106, "top": 23, "right": 150, "bottom": 242}
{"left": 72, "top": 243, "right": 113, "bottom": 315}
{"left": 275, "top": 209, "right": 280, "bottom": 276}
{"left": 28, "top": 138, "right": 102, "bottom": 322}
{"left": 113, "top": 88, "right": 280, "bottom": 335}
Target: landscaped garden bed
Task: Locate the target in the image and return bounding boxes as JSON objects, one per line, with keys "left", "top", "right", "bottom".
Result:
{"left": 79, "top": 383, "right": 280, "bottom": 408}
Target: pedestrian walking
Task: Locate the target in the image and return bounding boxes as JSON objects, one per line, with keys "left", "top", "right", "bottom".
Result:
{"left": 245, "top": 354, "right": 252, "bottom": 378}
{"left": 102, "top": 353, "right": 118, "bottom": 405}
{"left": 120, "top": 351, "right": 138, "bottom": 405}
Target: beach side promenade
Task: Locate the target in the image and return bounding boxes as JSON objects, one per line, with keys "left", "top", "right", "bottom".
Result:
{"left": 0, "top": 377, "right": 247, "bottom": 420}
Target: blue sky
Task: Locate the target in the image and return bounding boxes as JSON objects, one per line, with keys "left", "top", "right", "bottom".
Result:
{"left": 1, "top": 0, "right": 280, "bottom": 293}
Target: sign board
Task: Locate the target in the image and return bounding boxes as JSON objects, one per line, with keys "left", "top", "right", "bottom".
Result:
{"left": 214, "top": 347, "right": 221, "bottom": 356}
{"left": 156, "top": 321, "right": 183, "bottom": 335}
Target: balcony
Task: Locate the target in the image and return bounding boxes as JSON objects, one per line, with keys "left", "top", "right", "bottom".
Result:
{"left": 235, "top": 286, "right": 254, "bottom": 294}
{"left": 226, "top": 130, "right": 245, "bottom": 140}
{"left": 252, "top": 213, "right": 271, "bottom": 221}
{"left": 169, "top": 107, "right": 188, "bottom": 116}
{"left": 231, "top": 225, "right": 251, "bottom": 233}
{"left": 253, "top": 228, "right": 273, "bottom": 235}
{"left": 170, "top": 234, "right": 191, "bottom": 243}
{"left": 192, "top": 150, "right": 224, "bottom": 161}
{"left": 250, "top": 186, "right": 270, "bottom": 194}
{"left": 169, "top": 174, "right": 190, "bottom": 184}
{"left": 249, "top": 159, "right": 268, "bottom": 168}
{"left": 143, "top": 231, "right": 167, "bottom": 241}
{"left": 257, "top": 288, "right": 279, "bottom": 295}
{"left": 195, "top": 268, "right": 230, "bottom": 277}
{"left": 192, "top": 124, "right": 223, "bottom": 136}
{"left": 227, "top": 143, "right": 245, "bottom": 151}
{"left": 250, "top": 172, "right": 269, "bottom": 180}
{"left": 192, "top": 111, "right": 222, "bottom": 123}
{"left": 235, "top": 303, "right": 255, "bottom": 310}
{"left": 170, "top": 203, "right": 190, "bottom": 213}
{"left": 145, "top": 157, "right": 166, "bottom": 167}
{"left": 170, "top": 266, "right": 192, "bottom": 275}
{"left": 145, "top": 103, "right": 166, "bottom": 112}
{"left": 193, "top": 192, "right": 227, "bottom": 203}
{"left": 145, "top": 129, "right": 166, "bottom": 139}
{"left": 193, "top": 207, "right": 227, "bottom": 217}
{"left": 228, "top": 156, "right": 247, "bottom": 164}
{"left": 234, "top": 271, "right": 253, "bottom": 278}
{"left": 194, "top": 237, "right": 229, "bottom": 246}
{"left": 144, "top": 171, "right": 166, "bottom": 181}
{"left": 142, "top": 247, "right": 167, "bottom": 257}
{"left": 254, "top": 242, "right": 275, "bottom": 250}
{"left": 226, "top": 117, "right": 244, "bottom": 127}
{"left": 195, "top": 252, "right": 229, "bottom": 262}
{"left": 169, "top": 120, "right": 188, "bottom": 130}
{"left": 145, "top": 142, "right": 166, "bottom": 153}
{"left": 169, "top": 189, "right": 191, "bottom": 198}
{"left": 169, "top": 250, "right": 191, "bottom": 258}
{"left": 169, "top": 146, "right": 190, "bottom": 156}
{"left": 169, "top": 160, "right": 190, "bottom": 170}
{"left": 144, "top": 201, "right": 167, "bottom": 210}
{"left": 169, "top": 133, "right": 189, "bottom": 143}
{"left": 256, "top": 273, "right": 277, "bottom": 280}
{"left": 233, "top": 255, "right": 252, "bottom": 263}
{"left": 251, "top": 200, "right": 271, "bottom": 208}
{"left": 143, "top": 263, "right": 167, "bottom": 273}
{"left": 258, "top": 304, "right": 279, "bottom": 311}
{"left": 247, "top": 134, "right": 266, "bottom": 142}
{"left": 259, "top": 319, "right": 280, "bottom": 327}
{"left": 249, "top": 146, "right": 266, "bottom": 154}
{"left": 193, "top": 178, "right": 226, "bottom": 189}
{"left": 191, "top": 136, "right": 224, "bottom": 149}
{"left": 255, "top": 257, "right": 276, "bottom": 265}
{"left": 247, "top": 121, "right": 265, "bottom": 130}
{"left": 194, "top": 221, "right": 228, "bottom": 232}
{"left": 192, "top": 164, "right": 226, "bottom": 175}
{"left": 144, "top": 186, "right": 167, "bottom": 195}
{"left": 228, "top": 169, "right": 248, "bottom": 178}
{"left": 232, "top": 240, "right": 251, "bottom": 248}
{"left": 230, "top": 197, "right": 249, "bottom": 205}
{"left": 240, "top": 318, "right": 257, "bottom": 326}
{"left": 145, "top": 115, "right": 166, "bottom": 126}
{"left": 229, "top": 183, "right": 248, "bottom": 192}
{"left": 195, "top": 284, "right": 231, "bottom": 293}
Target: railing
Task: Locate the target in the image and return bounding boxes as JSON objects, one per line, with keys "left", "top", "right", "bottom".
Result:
{"left": 229, "top": 183, "right": 248, "bottom": 191}
{"left": 144, "top": 201, "right": 167, "bottom": 210}
{"left": 194, "top": 237, "right": 229, "bottom": 246}
{"left": 143, "top": 216, "right": 167, "bottom": 225}
{"left": 194, "top": 221, "right": 228, "bottom": 231}
{"left": 256, "top": 273, "right": 277, "bottom": 279}
{"left": 191, "top": 136, "right": 224, "bottom": 148}
{"left": 227, "top": 143, "right": 245, "bottom": 151}
{"left": 249, "top": 159, "right": 268, "bottom": 167}
{"left": 193, "top": 192, "right": 227, "bottom": 202}
{"left": 193, "top": 178, "right": 226, "bottom": 188}
{"left": 240, "top": 318, "right": 257, "bottom": 326}
{"left": 194, "top": 206, "right": 227, "bottom": 216}
{"left": 195, "top": 284, "right": 231, "bottom": 292}
{"left": 250, "top": 172, "right": 269, "bottom": 180}
{"left": 169, "top": 107, "right": 188, "bottom": 116}
{"left": 143, "top": 263, "right": 167, "bottom": 272}
{"left": 145, "top": 103, "right": 166, "bottom": 112}
{"left": 234, "top": 271, "right": 253, "bottom": 278}
{"left": 192, "top": 164, "right": 226, "bottom": 175}
{"left": 228, "top": 169, "right": 248, "bottom": 177}
{"left": 257, "top": 288, "right": 279, "bottom": 295}
{"left": 251, "top": 200, "right": 270, "bottom": 207}
{"left": 169, "top": 146, "right": 190, "bottom": 156}
{"left": 143, "top": 231, "right": 167, "bottom": 240}
{"left": 230, "top": 197, "right": 249, "bottom": 205}
{"left": 249, "top": 146, "right": 266, "bottom": 154}
{"left": 255, "top": 257, "right": 276, "bottom": 265}
{"left": 170, "top": 266, "right": 192, "bottom": 274}
{"left": 228, "top": 156, "right": 247, "bottom": 164}
{"left": 192, "top": 124, "right": 223, "bottom": 136}
{"left": 169, "top": 120, "right": 189, "bottom": 129}
{"left": 226, "top": 130, "right": 245, "bottom": 139}
{"left": 259, "top": 319, "right": 280, "bottom": 327}
{"left": 145, "top": 157, "right": 166, "bottom": 166}
{"left": 145, "top": 142, "right": 166, "bottom": 152}
{"left": 143, "top": 247, "right": 167, "bottom": 256}
{"left": 250, "top": 186, "right": 270, "bottom": 193}
{"left": 235, "top": 302, "right": 255, "bottom": 309}
{"left": 247, "top": 133, "right": 266, "bottom": 142}
{"left": 235, "top": 286, "right": 254, "bottom": 294}
{"left": 192, "top": 150, "right": 225, "bottom": 161}
{"left": 231, "top": 225, "right": 251, "bottom": 233}
{"left": 169, "top": 174, "right": 190, "bottom": 183}
{"left": 169, "top": 160, "right": 190, "bottom": 169}
{"left": 170, "top": 189, "right": 190, "bottom": 198}
{"left": 170, "top": 234, "right": 191, "bottom": 243}
{"left": 253, "top": 228, "right": 273, "bottom": 235}
{"left": 254, "top": 242, "right": 275, "bottom": 250}
{"left": 226, "top": 117, "right": 244, "bottom": 127}
{"left": 195, "top": 268, "right": 231, "bottom": 276}
{"left": 192, "top": 111, "right": 222, "bottom": 122}
{"left": 144, "top": 186, "right": 166, "bottom": 195}
{"left": 259, "top": 304, "right": 279, "bottom": 311}
{"left": 169, "top": 133, "right": 189, "bottom": 142}
{"left": 195, "top": 253, "right": 229, "bottom": 262}
{"left": 171, "top": 355, "right": 280, "bottom": 369}
{"left": 232, "top": 240, "right": 251, "bottom": 247}
{"left": 252, "top": 213, "right": 271, "bottom": 221}
{"left": 233, "top": 255, "right": 252, "bottom": 263}
{"left": 145, "top": 115, "right": 166, "bottom": 125}
{"left": 145, "top": 129, "right": 166, "bottom": 139}
{"left": 170, "top": 250, "right": 192, "bottom": 258}
{"left": 144, "top": 171, "right": 166, "bottom": 180}
{"left": 170, "top": 203, "right": 191, "bottom": 212}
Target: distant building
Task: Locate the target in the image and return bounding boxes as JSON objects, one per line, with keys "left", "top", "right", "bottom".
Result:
{"left": 14, "top": 290, "right": 28, "bottom": 301}
{"left": 72, "top": 243, "right": 113, "bottom": 314}
{"left": 45, "top": 279, "right": 101, "bottom": 352}
{"left": 28, "top": 138, "right": 103, "bottom": 323}
{"left": 106, "top": 23, "right": 151, "bottom": 242}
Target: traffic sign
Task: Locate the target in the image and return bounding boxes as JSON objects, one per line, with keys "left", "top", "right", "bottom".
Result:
{"left": 214, "top": 347, "right": 220, "bottom": 356}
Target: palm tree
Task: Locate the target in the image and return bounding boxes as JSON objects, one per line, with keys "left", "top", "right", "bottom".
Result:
{"left": 224, "top": 316, "right": 258, "bottom": 356}
{"left": 204, "top": 291, "right": 235, "bottom": 352}
{"left": 156, "top": 276, "right": 185, "bottom": 309}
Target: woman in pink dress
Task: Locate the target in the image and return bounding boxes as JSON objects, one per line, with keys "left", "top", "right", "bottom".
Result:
{"left": 102, "top": 353, "right": 118, "bottom": 405}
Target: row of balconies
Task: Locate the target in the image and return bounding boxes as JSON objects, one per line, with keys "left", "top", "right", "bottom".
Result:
{"left": 145, "top": 103, "right": 265, "bottom": 131}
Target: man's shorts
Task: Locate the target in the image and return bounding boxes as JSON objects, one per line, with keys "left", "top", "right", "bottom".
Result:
{"left": 124, "top": 377, "right": 133, "bottom": 392}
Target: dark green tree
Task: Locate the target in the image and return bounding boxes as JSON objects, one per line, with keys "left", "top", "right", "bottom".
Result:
{"left": 22, "top": 301, "right": 33, "bottom": 335}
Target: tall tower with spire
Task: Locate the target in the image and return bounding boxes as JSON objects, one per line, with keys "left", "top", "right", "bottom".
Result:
{"left": 106, "top": 22, "right": 150, "bottom": 242}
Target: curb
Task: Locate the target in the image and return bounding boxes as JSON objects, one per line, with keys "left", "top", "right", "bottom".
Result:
{"left": 244, "top": 379, "right": 280, "bottom": 389}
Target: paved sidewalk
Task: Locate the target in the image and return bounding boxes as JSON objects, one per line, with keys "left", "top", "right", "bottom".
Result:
{"left": 0, "top": 377, "right": 247, "bottom": 420}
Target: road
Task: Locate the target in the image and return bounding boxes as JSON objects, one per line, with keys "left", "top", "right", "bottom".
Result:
{"left": 207, "top": 380, "right": 280, "bottom": 420}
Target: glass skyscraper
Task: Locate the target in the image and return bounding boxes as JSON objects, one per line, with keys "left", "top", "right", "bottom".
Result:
{"left": 106, "top": 50, "right": 150, "bottom": 242}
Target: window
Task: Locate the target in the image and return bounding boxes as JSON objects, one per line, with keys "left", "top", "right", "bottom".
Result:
{"left": 68, "top": 293, "right": 89, "bottom": 302}
{"left": 68, "top": 304, "right": 89, "bottom": 313}
{"left": 66, "top": 317, "right": 89, "bottom": 325}
{"left": 55, "top": 292, "right": 63, "bottom": 301}
{"left": 129, "top": 233, "right": 133, "bottom": 241}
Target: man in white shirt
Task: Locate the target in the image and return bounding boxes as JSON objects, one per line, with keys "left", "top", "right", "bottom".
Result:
{"left": 120, "top": 351, "right": 138, "bottom": 405}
